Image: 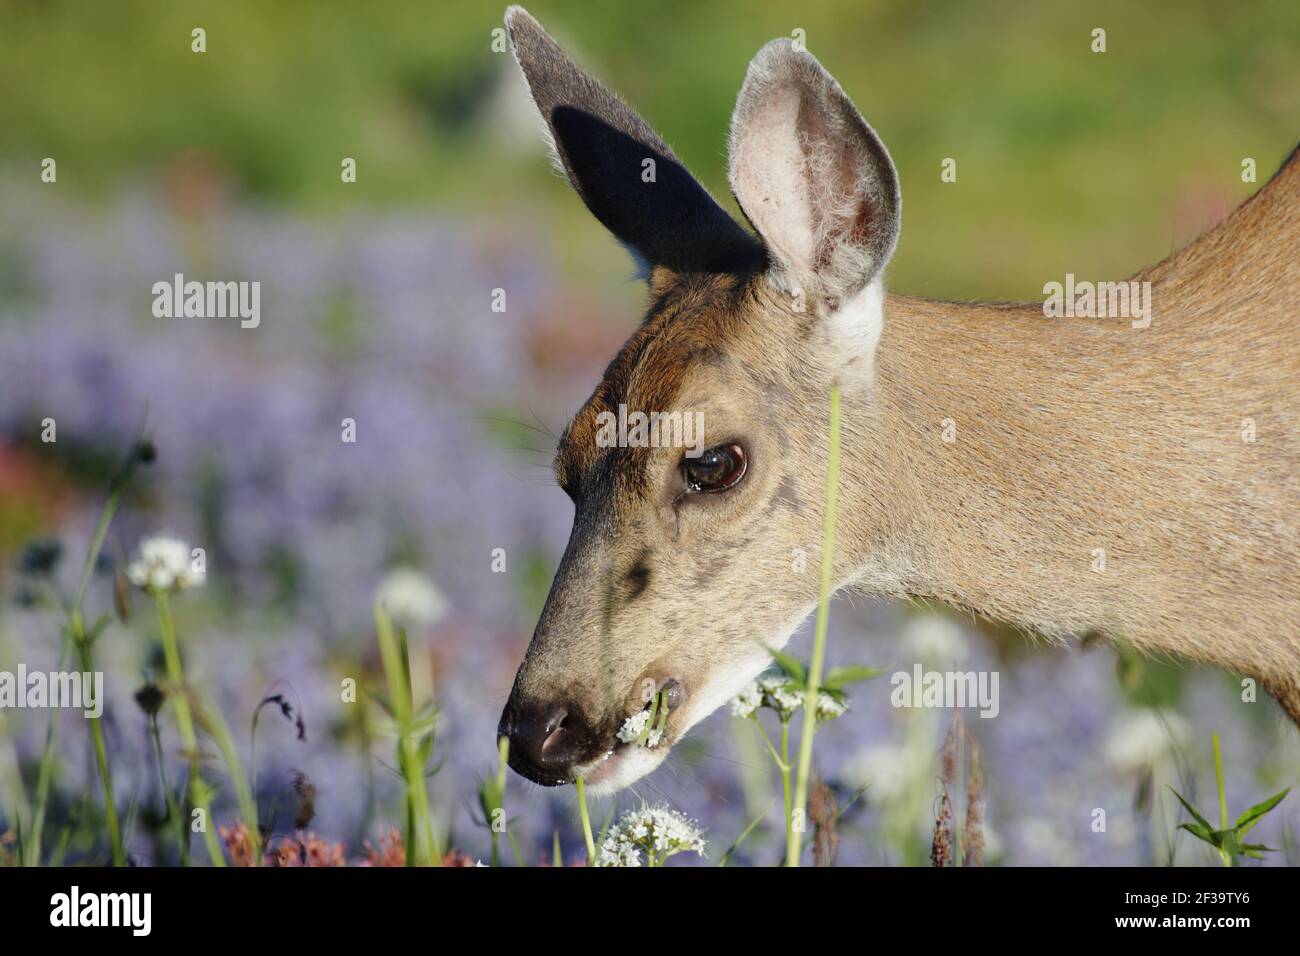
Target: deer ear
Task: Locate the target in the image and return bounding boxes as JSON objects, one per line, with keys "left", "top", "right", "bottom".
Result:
{"left": 728, "top": 40, "right": 900, "bottom": 309}
{"left": 504, "top": 7, "right": 763, "bottom": 277}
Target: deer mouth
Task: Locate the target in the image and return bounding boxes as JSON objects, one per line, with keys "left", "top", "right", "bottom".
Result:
{"left": 576, "top": 680, "right": 683, "bottom": 792}
{"left": 577, "top": 738, "right": 670, "bottom": 794}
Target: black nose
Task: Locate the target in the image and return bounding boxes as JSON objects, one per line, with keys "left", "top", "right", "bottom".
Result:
{"left": 498, "top": 700, "right": 594, "bottom": 786}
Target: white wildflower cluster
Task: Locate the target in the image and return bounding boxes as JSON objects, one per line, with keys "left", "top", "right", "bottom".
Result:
{"left": 127, "top": 535, "right": 205, "bottom": 592}
{"left": 815, "top": 693, "right": 847, "bottom": 721}
{"left": 729, "top": 681, "right": 763, "bottom": 718}
{"left": 616, "top": 709, "right": 663, "bottom": 748}
{"left": 596, "top": 806, "right": 706, "bottom": 867}
{"left": 1104, "top": 709, "right": 1190, "bottom": 774}
{"left": 900, "top": 614, "right": 967, "bottom": 665}
{"left": 376, "top": 568, "right": 448, "bottom": 628}
{"left": 730, "top": 672, "right": 849, "bottom": 723}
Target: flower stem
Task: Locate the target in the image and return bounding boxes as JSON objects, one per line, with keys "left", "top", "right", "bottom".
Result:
{"left": 490, "top": 735, "right": 508, "bottom": 867}
{"left": 575, "top": 775, "right": 596, "bottom": 864}
{"left": 71, "top": 617, "right": 124, "bottom": 866}
{"left": 787, "top": 382, "right": 842, "bottom": 868}
{"left": 149, "top": 714, "right": 188, "bottom": 866}
{"left": 374, "top": 603, "right": 439, "bottom": 865}
{"left": 156, "top": 589, "right": 224, "bottom": 866}
{"left": 781, "top": 721, "right": 793, "bottom": 851}
{"left": 1212, "top": 732, "right": 1230, "bottom": 867}
{"left": 197, "top": 690, "right": 261, "bottom": 862}
{"left": 25, "top": 636, "right": 70, "bottom": 866}
{"left": 55, "top": 445, "right": 141, "bottom": 867}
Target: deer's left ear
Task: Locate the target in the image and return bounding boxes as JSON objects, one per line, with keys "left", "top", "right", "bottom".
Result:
{"left": 728, "top": 40, "right": 901, "bottom": 311}
{"left": 505, "top": 6, "right": 763, "bottom": 277}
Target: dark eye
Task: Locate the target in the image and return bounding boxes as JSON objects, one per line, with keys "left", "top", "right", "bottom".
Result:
{"left": 682, "top": 443, "right": 747, "bottom": 494}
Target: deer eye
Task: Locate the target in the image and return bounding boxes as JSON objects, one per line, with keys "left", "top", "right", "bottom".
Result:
{"left": 682, "top": 443, "right": 747, "bottom": 494}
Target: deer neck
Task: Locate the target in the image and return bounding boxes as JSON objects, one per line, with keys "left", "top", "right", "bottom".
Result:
{"left": 842, "top": 293, "right": 1122, "bottom": 642}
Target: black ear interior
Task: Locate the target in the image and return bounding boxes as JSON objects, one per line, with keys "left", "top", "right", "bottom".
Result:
{"left": 506, "top": 8, "right": 763, "bottom": 275}
{"left": 550, "top": 108, "right": 764, "bottom": 274}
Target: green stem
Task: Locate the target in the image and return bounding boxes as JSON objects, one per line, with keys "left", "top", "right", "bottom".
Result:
{"left": 71, "top": 449, "right": 136, "bottom": 614}
{"left": 1212, "top": 732, "right": 1230, "bottom": 867}
{"left": 149, "top": 714, "right": 188, "bottom": 867}
{"left": 72, "top": 623, "right": 124, "bottom": 866}
{"left": 374, "top": 604, "right": 439, "bottom": 865}
{"left": 575, "top": 775, "right": 596, "bottom": 864}
{"left": 787, "top": 382, "right": 842, "bottom": 868}
{"left": 780, "top": 721, "right": 793, "bottom": 852}
{"left": 490, "top": 735, "right": 509, "bottom": 867}
{"left": 156, "top": 589, "right": 224, "bottom": 866}
{"left": 198, "top": 690, "right": 261, "bottom": 861}
{"left": 43, "top": 446, "right": 139, "bottom": 867}
{"left": 25, "top": 637, "right": 70, "bottom": 866}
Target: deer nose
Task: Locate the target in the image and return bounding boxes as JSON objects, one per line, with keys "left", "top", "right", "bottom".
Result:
{"left": 499, "top": 700, "right": 592, "bottom": 786}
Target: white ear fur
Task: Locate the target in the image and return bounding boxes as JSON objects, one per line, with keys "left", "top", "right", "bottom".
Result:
{"left": 830, "top": 277, "right": 886, "bottom": 370}
{"left": 728, "top": 39, "right": 901, "bottom": 311}
{"left": 729, "top": 81, "right": 817, "bottom": 290}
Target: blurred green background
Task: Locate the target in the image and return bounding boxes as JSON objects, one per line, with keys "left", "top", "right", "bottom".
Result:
{"left": 3, "top": 0, "right": 1296, "bottom": 302}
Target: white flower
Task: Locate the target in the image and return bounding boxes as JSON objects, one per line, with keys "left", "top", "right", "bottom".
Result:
{"left": 900, "top": 614, "right": 967, "bottom": 665}
{"left": 846, "top": 742, "right": 924, "bottom": 802}
{"left": 616, "top": 709, "right": 650, "bottom": 743}
{"left": 815, "top": 692, "right": 848, "bottom": 722}
{"left": 596, "top": 806, "right": 706, "bottom": 867}
{"left": 617, "top": 707, "right": 664, "bottom": 747}
{"left": 758, "top": 674, "right": 803, "bottom": 719}
{"left": 1104, "top": 709, "right": 1189, "bottom": 773}
{"left": 731, "top": 672, "right": 845, "bottom": 722}
{"left": 376, "top": 568, "right": 447, "bottom": 628}
{"left": 127, "top": 535, "right": 205, "bottom": 592}
{"left": 730, "top": 681, "right": 762, "bottom": 718}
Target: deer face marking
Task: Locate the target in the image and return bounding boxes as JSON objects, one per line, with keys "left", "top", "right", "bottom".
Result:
{"left": 498, "top": 7, "right": 901, "bottom": 791}
{"left": 500, "top": 275, "right": 841, "bottom": 790}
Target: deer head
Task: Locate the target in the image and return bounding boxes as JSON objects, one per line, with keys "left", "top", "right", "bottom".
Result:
{"left": 497, "top": 7, "right": 904, "bottom": 791}
{"left": 496, "top": 7, "right": 1300, "bottom": 789}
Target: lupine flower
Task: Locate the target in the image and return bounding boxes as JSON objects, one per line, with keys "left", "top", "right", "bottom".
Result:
{"left": 126, "top": 535, "right": 205, "bottom": 591}
{"left": 375, "top": 568, "right": 448, "bottom": 628}
{"left": 17, "top": 538, "right": 62, "bottom": 577}
{"left": 596, "top": 806, "right": 705, "bottom": 867}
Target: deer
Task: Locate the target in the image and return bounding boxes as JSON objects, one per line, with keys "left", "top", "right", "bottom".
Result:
{"left": 495, "top": 6, "right": 1300, "bottom": 793}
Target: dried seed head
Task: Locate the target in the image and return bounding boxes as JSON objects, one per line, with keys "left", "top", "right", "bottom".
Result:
{"left": 931, "top": 789, "right": 954, "bottom": 868}
{"left": 963, "top": 736, "right": 985, "bottom": 867}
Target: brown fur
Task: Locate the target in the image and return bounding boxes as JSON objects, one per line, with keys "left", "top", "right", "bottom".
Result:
{"left": 499, "top": 7, "right": 1299, "bottom": 790}
{"left": 869, "top": 153, "right": 1300, "bottom": 720}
